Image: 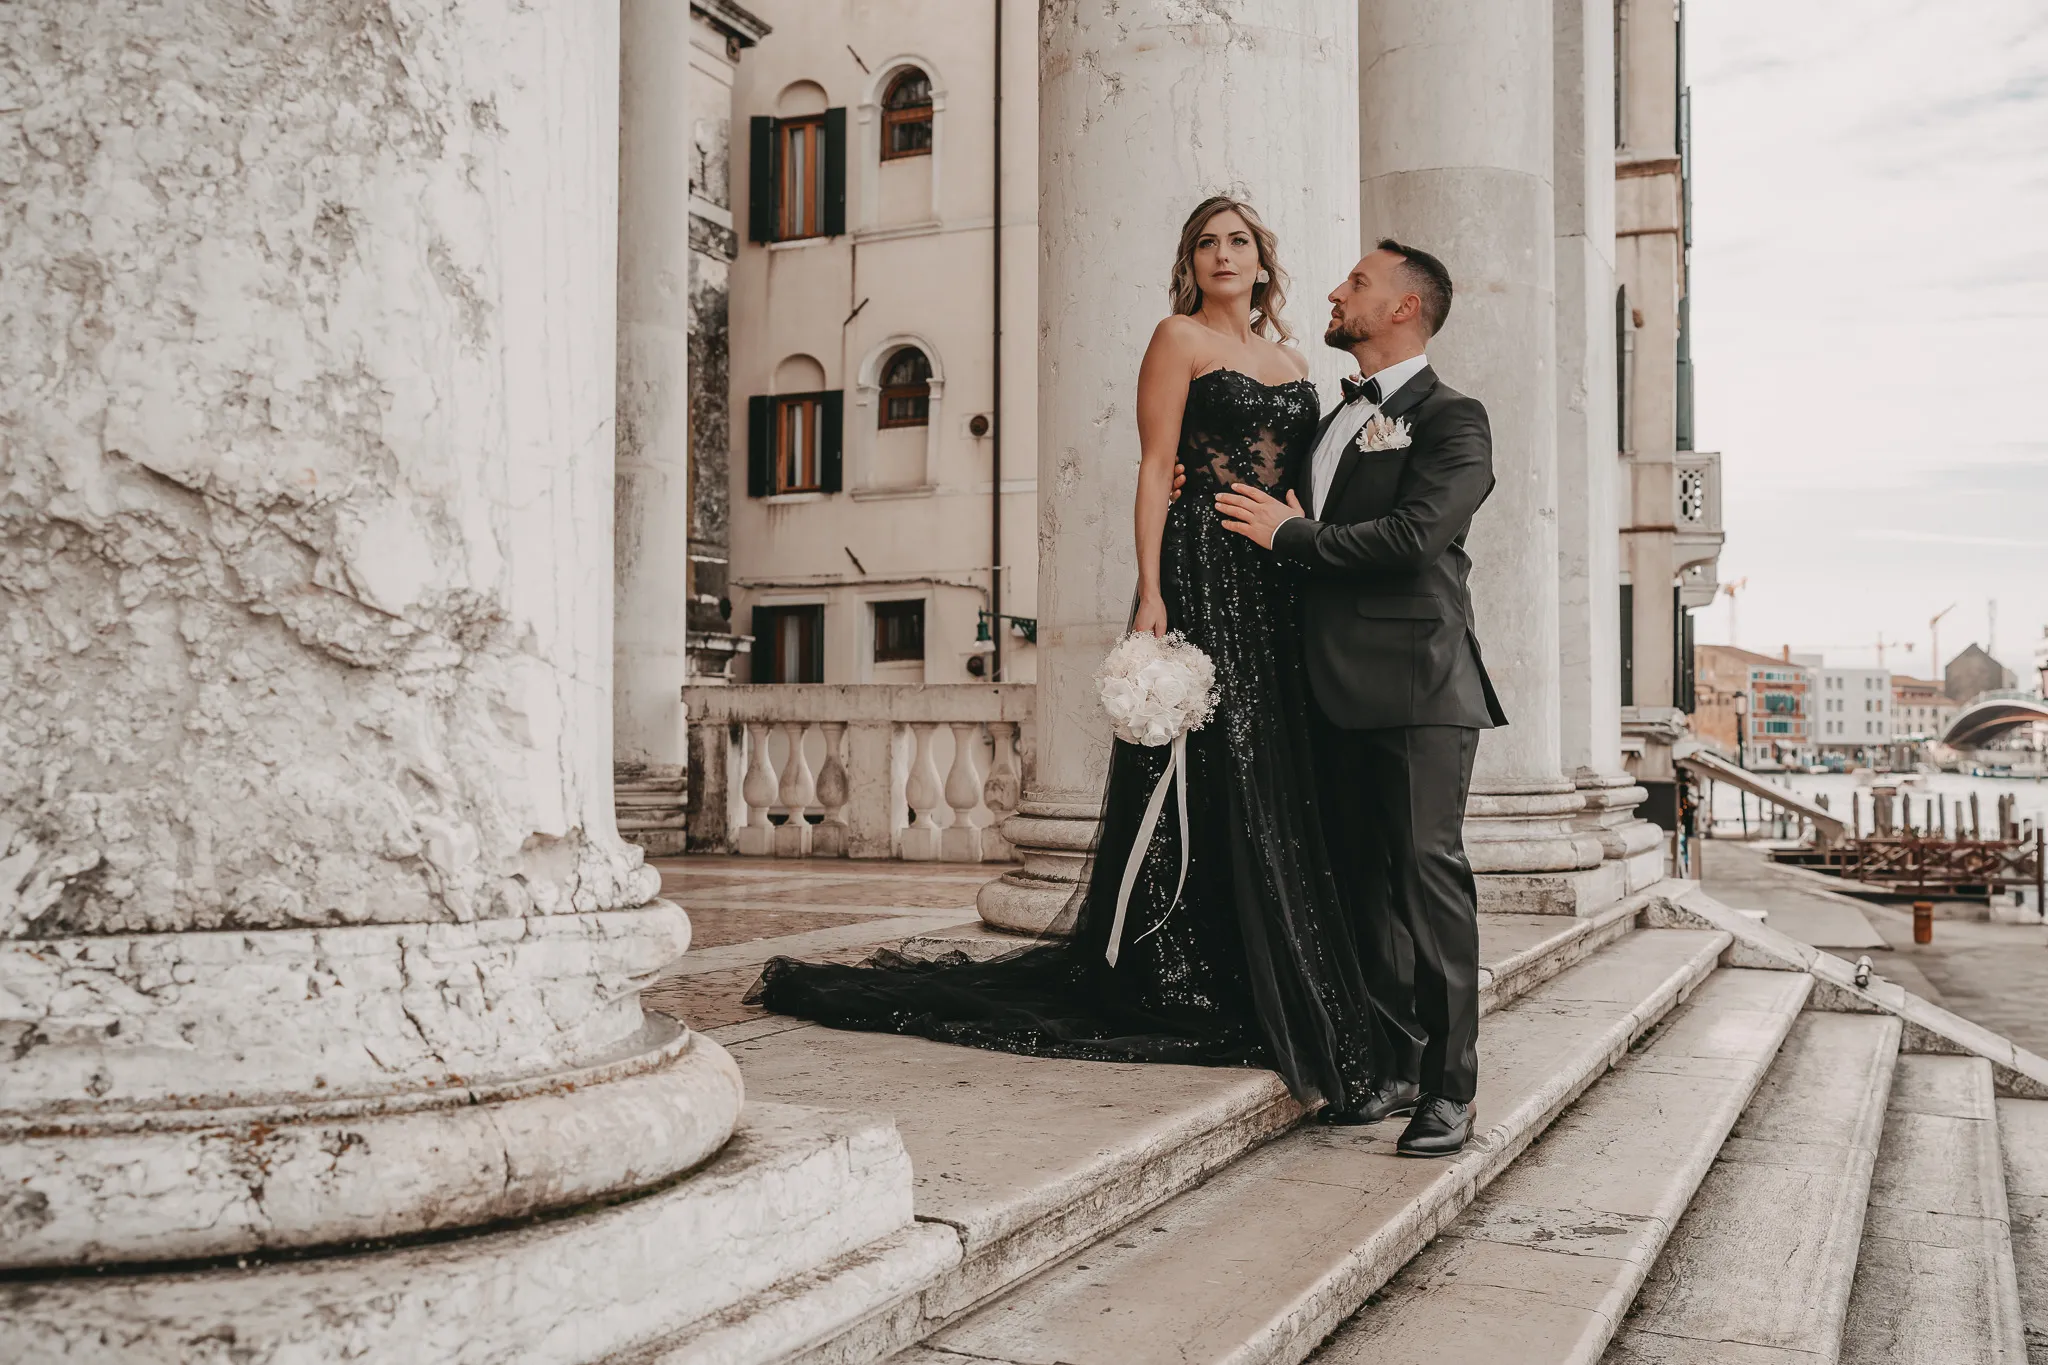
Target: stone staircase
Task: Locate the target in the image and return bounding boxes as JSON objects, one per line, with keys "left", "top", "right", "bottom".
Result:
{"left": 680, "top": 879, "right": 2048, "bottom": 1365}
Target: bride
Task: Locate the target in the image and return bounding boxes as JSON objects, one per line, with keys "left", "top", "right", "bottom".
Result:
{"left": 752, "top": 197, "right": 1387, "bottom": 1116}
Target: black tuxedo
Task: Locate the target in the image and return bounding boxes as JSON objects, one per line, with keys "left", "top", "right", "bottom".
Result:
{"left": 1272, "top": 366, "right": 1507, "bottom": 730}
{"left": 1271, "top": 364, "right": 1505, "bottom": 1105}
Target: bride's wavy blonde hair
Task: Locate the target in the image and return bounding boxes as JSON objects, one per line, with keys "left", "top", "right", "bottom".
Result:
{"left": 1168, "top": 195, "right": 1293, "bottom": 344}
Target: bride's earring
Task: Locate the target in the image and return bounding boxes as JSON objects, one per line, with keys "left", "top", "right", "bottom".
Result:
{"left": 1255, "top": 269, "right": 1270, "bottom": 283}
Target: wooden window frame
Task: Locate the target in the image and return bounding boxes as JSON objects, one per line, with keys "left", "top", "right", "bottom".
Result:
{"left": 881, "top": 70, "right": 933, "bottom": 161}
{"left": 774, "top": 394, "right": 825, "bottom": 493}
{"left": 872, "top": 600, "right": 926, "bottom": 664}
{"left": 878, "top": 348, "right": 931, "bottom": 430}
{"left": 777, "top": 115, "right": 826, "bottom": 240}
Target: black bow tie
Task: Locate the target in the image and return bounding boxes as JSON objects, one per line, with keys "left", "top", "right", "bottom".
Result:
{"left": 1340, "top": 373, "right": 1383, "bottom": 406}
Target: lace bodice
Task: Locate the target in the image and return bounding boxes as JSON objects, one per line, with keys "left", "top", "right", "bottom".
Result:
{"left": 1176, "top": 368, "right": 1321, "bottom": 494}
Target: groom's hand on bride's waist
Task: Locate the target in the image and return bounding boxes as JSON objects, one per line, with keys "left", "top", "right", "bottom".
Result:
{"left": 1169, "top": 463, "right": 1187, "bottom": 501}
{"left": 1215, "top": 483, "right": 1303, "bottom": 550}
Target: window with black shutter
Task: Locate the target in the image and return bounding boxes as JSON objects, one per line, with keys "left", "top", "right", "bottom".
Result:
{"left": 879, "top": 348, "right": 931, "bottom": 428}
{"left": 881, "top": 69, "right": 933, "bottom": 160}
{"left": 751, "top": 605, "right": 825, "bottom": 683}
{"left": 748, "top": 108, "right": 847, "bottom": 243}
{"left": 747, "top": 389, "right": 844, "bottom": 496}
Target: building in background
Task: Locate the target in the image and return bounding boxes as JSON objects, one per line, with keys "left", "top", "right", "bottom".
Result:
{"left": 723, "top": 0, "right": 1038, "bottom": 686}
{"left": 1946, "top": 642, "right": 2019, "bottom": 704}
{"left": 1694, "top": 645, "right": 1814, "bottom": 769}
{"left": 1813, "top": 665, "right": 1891, "bottom": 762}
{"left": 1615, "top": 0, "right": 1726, "bottom": 816}
{"left": 1892, "top": 674, "right": 1959, "bottom": 745}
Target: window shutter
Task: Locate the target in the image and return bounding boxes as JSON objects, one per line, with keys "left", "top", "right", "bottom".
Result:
{"left": 805, "top": 606, "right": 826, "bottom": 684}
{"left": 746, "top": 395, "right": 772, "bottom": 497}
{"left": 822, "top": 106, "right": 848, "bottom": 236}
{"left": 819, "top": 390, "right": 845, "bottom": 493}
{"left": 749, "top": 607, "right": 772, "bottom": 683}
{"left": 748, "top": 115, "right": 779, "bottom": 243}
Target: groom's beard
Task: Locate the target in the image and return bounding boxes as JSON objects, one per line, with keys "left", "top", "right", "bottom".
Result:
{"left": 1324, "top": 317, "right": 1371, "bottom": 351}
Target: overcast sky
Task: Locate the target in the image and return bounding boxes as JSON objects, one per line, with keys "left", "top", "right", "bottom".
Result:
{"left": 1684, "top": 0, "right": 2048, "bottom": 685}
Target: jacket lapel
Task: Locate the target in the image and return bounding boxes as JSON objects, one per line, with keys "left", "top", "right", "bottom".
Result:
{"left": 1318, "top": 365, "right": 1438, "bottom": 517}
{"left": 1378, "top": 364, "right": 1437, "bottom": 421}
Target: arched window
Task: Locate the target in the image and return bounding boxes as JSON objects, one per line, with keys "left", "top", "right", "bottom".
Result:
{"left": 879, "top": 347, "right": 931, "bottom": 428}
{"left": 881, "top": 69, "right": 933, "bottom": 160}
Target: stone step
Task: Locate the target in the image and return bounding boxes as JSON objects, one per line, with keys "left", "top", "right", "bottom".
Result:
{"left": 1600, "top": 1010, "right": 1902, "bottom": 1365}
{"left": 1839, "top": 1055, "right": 2028, "bottom": 1364}
{"left": 1315, "top": 966, "right": 1812, "bottom": 1365}
{"left": 1589, "top": 1010, "right": 1892, "bottom": 1358}
{"left": 1995, "top": 1097, "right": 2048, "bottom": 1361}
{"left": 726, "top": 1024, "right": 1302, "bottom": 1354}
{"left": 737, "top": 900, "right": 1662, "bottom": 1361}
{"left": 892, "top": 926, "right": 1730, "bottom": 1365}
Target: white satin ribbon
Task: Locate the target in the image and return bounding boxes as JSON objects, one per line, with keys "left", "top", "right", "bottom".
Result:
{"left": 1105, "top": 732, "right": 1190, "bottom": 967}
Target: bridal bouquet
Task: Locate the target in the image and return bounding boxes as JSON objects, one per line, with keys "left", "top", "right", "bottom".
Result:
{"left": 1096, "top": 631, "right": 1217, "bottom": 747}
{"left": 1096, "top": 631, "right": 1217, "bottom": 966}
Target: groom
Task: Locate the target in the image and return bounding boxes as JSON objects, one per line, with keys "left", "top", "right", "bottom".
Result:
{"left": 1215, "top": 240, "right": 1507, "bottom": 1158}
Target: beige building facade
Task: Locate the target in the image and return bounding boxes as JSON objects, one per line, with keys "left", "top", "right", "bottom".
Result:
{"left": 1615, "top": 0, "right": 1724, "bottom": 820}
{"left": 723, "top": 0, "right": 1040, "bottom": 688}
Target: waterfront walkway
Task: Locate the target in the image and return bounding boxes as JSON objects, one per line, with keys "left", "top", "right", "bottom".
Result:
{"left": 1702, "top": 836, "right": 2048, "bottom": 1059}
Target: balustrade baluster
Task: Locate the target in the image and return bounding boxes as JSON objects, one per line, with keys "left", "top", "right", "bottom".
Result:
{"left": 812, "top": 721, "right": 851, "bottom": 857}
{"left": 774, "top": 721, "right": 817, "bottom": 857}
{"left": 735, "top": 721, "right": 779, "bottom": 856}
{"left": 980, "top": 720, "right": 1021, "bottom": 862}
{"left": 899, "top": 722, "right": 945, "bottom": 860}
{"left": 940, "top": 721, "right": 991, "bottom": 861}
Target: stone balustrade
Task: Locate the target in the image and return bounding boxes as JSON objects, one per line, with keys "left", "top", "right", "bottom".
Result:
{"left": 684, "top": 685, "right": 1034, "bottom": 861}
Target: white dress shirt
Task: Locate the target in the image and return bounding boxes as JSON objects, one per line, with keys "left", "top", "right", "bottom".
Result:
{"left": 1306, "top": 352, "right": 1429, "bottom": 518}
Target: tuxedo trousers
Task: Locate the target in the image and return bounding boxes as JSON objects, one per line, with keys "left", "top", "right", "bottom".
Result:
{"left": 1309, "top": 710, "right": 1482, "bottom": 1103}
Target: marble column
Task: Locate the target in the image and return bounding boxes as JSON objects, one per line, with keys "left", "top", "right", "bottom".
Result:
{"left": 613, "top": 0, "right": 695, "bottom": 854}
{"left": 1358, "top": 0, "right": 1606, "bottom": 899}
{"left": 0, "top": 1, "right": 740, "bottom": 1350}
{"left": 1554, "top": 0, "right": 1662, "bottom": 879}
{"left": 980, "top": 0, "right": 1361, "bottom": 933}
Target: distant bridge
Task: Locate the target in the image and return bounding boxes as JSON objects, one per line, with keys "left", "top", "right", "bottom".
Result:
{"left": 1942, "top": 691, "right": 2048, "bottom": 749}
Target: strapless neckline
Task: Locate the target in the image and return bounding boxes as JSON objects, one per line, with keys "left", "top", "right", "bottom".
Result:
{"left": 1192, "top": 367, "right": 1318, "bottom": 394}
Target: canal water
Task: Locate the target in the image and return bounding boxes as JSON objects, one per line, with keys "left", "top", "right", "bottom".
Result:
{"left": 1705, "top": 769, "right": 2048, "bottom": 837}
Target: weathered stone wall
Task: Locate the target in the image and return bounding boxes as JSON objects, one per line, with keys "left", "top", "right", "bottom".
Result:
{"left": 685, "top": 15, "right": 744, "bottom": 678}
{"left": 0, "top": 0, "right": 653, "bottom": 937}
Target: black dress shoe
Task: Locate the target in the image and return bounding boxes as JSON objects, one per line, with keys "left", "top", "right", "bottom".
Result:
{"left": 1396, "top": 1095, "right": 1473, "bottom": 1157}
{"left": 1318, "top": 1079, "right": 1421, "bottom": 1126}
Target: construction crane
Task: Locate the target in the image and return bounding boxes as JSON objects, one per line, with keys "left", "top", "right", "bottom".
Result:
{"left": 1931, "top": 603, "right": 1956, "bottom": 678}
{"left": 1720, "top": 577, "right": 1748, "bottom": 649}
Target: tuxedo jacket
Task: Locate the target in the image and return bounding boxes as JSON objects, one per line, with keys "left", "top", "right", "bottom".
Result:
{"left": 1271, "top": 365, "right": 1509, "bottom": 732}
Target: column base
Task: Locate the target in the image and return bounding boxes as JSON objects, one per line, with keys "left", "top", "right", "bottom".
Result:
{"left": 976, "top": 797, "right": 1101, "bottom": 934}
{"left": 1, "top": 909, "right": 739, "bottom": 1269}
{"left": 614, "top": 761, "right": 689, "bottom": 858}
{"left": 1477, "top": 846, "right": 1665, "bottom": 916}
{"left": 4, "top": 1103, "right": 955, "bottom": 1365}
{"left": 1464, "top": 784, "right": 1606, "bottom": 875}
{"left": 1571, "top": 771, "right": 1665, "bottom": 893}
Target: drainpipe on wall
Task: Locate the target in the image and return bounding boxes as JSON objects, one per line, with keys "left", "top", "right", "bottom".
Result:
{"left": 989, "top": 0, "right": 1004, "bottom": 681}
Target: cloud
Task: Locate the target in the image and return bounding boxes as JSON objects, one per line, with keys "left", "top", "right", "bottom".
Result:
{"left": 1850, "top": 529, "right": 2048, "bottom": 550}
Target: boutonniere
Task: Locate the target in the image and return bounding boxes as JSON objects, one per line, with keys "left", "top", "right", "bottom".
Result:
{"left": 1355, "top": 413, "right": 1413, "bottom": 453}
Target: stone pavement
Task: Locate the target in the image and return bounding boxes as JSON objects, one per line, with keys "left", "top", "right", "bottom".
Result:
{"left": 640, "top": 857, "right": 997, "bottom": 1030}
{"left": 1702, "top": 837, "right": 2048, "bottom": 1060}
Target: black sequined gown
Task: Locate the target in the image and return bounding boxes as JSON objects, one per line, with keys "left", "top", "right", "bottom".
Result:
{"left": 751, "top": 369, "right": 1384, "bottom": 1108}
